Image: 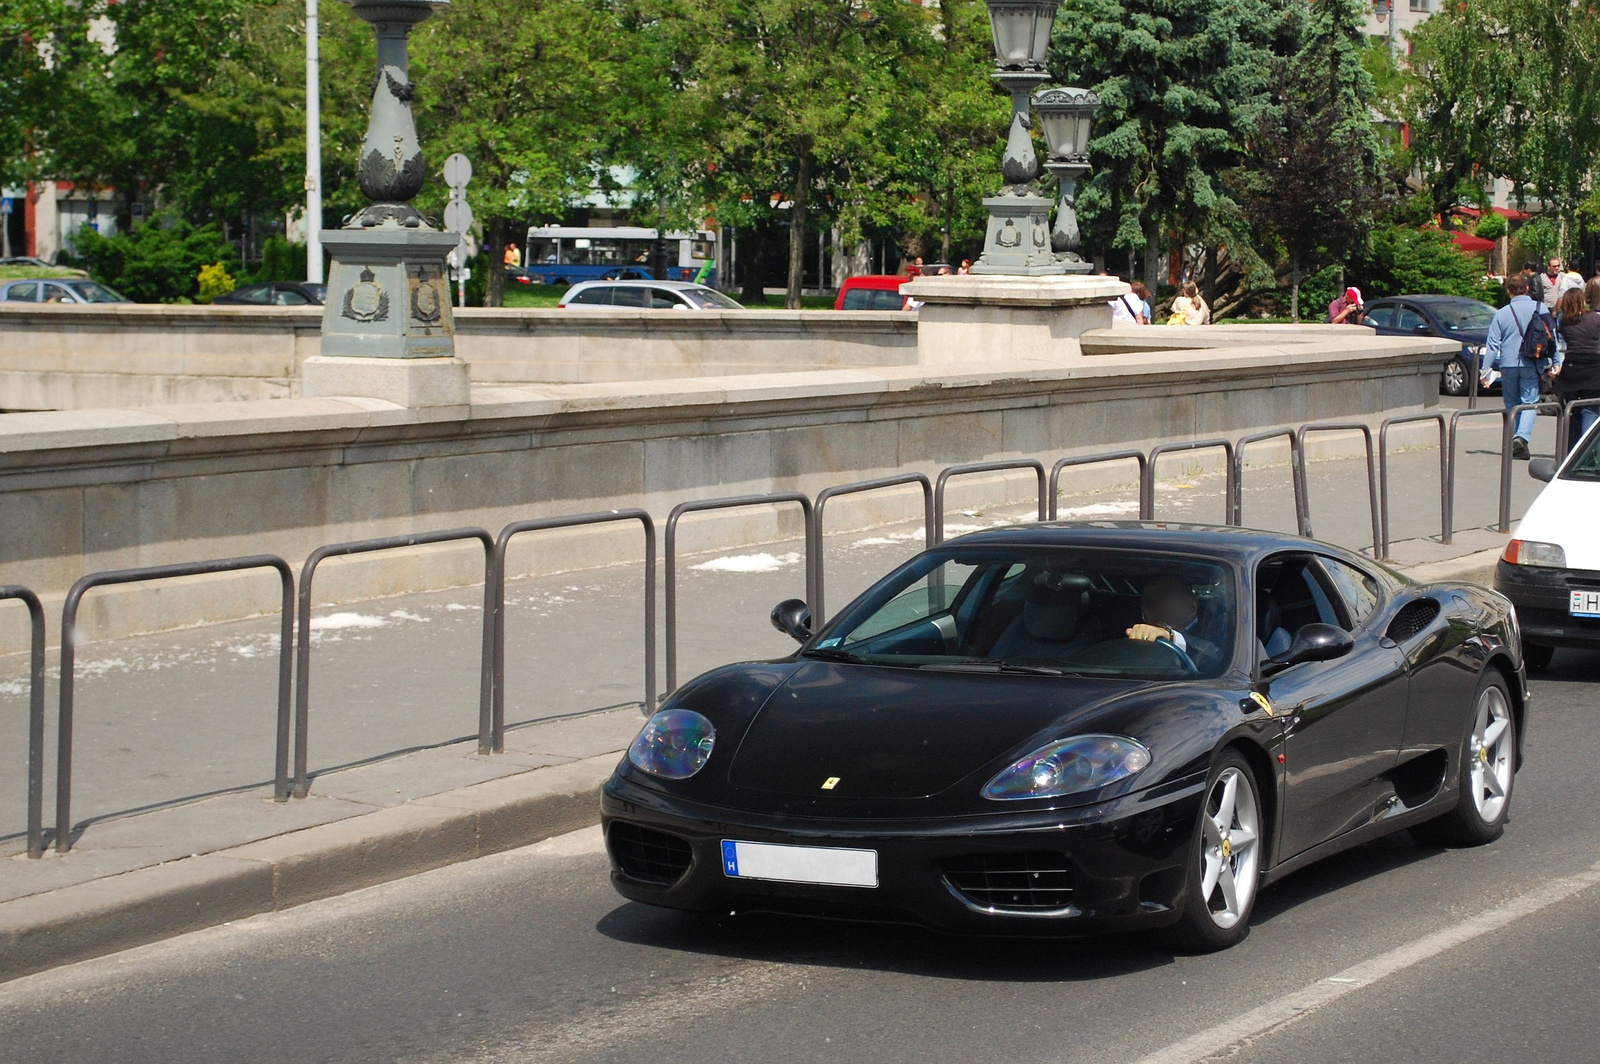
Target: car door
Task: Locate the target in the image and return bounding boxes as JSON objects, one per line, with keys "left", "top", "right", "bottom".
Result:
{"left": 1363, "top": 302, "right": 1398, "bottom": 332}
{"left": 3, "top": 282, "right": 39, "bottom": 303}
{"left": 1259, "top": 551, "right": 1408, "bottom": 859}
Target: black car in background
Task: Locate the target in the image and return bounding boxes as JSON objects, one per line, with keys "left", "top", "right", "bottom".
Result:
{"left": 1362, "top": 295, "right": 1496, "bottom": 397}
{"left": 603, "top": 524, "right": 1525, "bottom": 951}
{"left": 213, "top": 281, "right": 326, "bottom": 306}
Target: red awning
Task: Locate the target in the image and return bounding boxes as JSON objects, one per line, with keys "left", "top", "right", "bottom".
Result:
{"left": 1450, "top": 230, "right": 1496, "bottom": 253}
{"left": 1455, "top": 205, "right": 1532, "bottom": 222}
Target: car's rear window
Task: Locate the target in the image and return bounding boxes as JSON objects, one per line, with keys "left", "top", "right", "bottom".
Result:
{"left": 841, "top": 287, "right": 906, "bottom": 311}
{"left": 684, "top": 287, "right": 742, "bottom": 309}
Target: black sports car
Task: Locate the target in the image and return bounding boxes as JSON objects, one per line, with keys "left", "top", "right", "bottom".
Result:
{"left": 602, "top": 524, "right": 1527, "bottom": 950}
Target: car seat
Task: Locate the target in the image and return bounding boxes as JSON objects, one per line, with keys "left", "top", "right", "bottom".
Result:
{"left": 1257, "top": 589, "right": 1292, "bottom": 659}
{"left": 989, "top": 573, "right": 1096, "bottom": 662}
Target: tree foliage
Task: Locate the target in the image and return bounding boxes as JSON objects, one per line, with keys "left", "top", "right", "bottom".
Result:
{"left": 67, "top": 217, "right": 240, "bottom": 302}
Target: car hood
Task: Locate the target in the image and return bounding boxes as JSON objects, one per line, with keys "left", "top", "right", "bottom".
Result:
{"left": 1515, "top": 472, "right": 1600, "bottom": 569}
{"left": 724, "top": 660, "right": 1156, "bottom": 801}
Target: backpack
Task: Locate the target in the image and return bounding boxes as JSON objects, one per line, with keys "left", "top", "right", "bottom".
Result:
{"left": 1509, "top": 301, "right": 1556, "bottom": 367}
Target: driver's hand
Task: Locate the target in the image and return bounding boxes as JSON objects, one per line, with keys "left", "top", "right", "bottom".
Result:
{"left": 1126, "top": 623, "right": 1171, "bottom": 642}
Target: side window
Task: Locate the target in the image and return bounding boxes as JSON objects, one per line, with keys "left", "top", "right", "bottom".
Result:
{"left": 5, "top": 283, "right": 39, "bottom": 301}
{"left": 1364, "top": 304, "right": 1395, "bottom": 328}
{"left": 235, "top": 284, "right": 272, "bottom": 305}
{"left": 566, "top": 287, "right": 610, "bottom": 305}
{"left": 609, "top": 287, "right": 648, "bottom": 308}
{"left": 42, "top": 283, "right": 75, "bottom": 303}
{"left": 840, "top": 287, "right": 873, "bottom": 310}
{"left": 648, "top": 291, "right": 683, "bottom": 309}
{"left": 1394, "top": 305, "right": 1426, "bottom": 331}
{"left": 1317, "top": 557, "right": 1380, "bottom": 628}
{"left": 271, "top": 287, "right": 310, "bottom": 306}
{"left": 1257, "top": 552, "right": 1348, "bottom": 655}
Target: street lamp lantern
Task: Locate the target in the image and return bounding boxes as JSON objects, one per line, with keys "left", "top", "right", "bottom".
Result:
{"left": 1033, "top": 86, "right": 1096, "bottom": 163}
{"left": 984, "top": 0, "right": 1059, "bottom": 70}
{"left": 1033, "top": 86, "right": 1098, "bottom": 258}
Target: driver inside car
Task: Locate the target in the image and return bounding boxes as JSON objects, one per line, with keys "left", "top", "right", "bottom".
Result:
{"left": 1127, "top": 576, "right": 1223, "bottom": 670}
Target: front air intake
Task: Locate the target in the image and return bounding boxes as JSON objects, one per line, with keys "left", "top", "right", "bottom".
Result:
{"left": 608, "top": 822, "right": 693, "bottom": 885}
{"left": 942, "top": 851, "right": 1075, "bottom": 914}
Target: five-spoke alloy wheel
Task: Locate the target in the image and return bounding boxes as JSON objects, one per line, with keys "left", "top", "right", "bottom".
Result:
{"left": 1168, "top": 751, "right": 1262, "bottom": 951}
{"left": 1413, "top": 672, "right": 1517, "bottom": 847}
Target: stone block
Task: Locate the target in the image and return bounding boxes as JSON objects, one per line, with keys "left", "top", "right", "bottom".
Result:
{"left": 301, "top": 355, "right": 470, "bottom": 409}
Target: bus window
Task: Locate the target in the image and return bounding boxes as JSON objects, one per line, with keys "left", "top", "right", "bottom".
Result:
{"left": 691, "top": 240, "right": 714, "bottom": 261}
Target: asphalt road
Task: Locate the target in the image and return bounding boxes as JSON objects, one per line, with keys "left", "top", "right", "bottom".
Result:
{"left": 1, "top": 653, "right": 1595, "bottom": 1064}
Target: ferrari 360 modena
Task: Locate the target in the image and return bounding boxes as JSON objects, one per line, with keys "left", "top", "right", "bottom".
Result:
{"left": 602, "top": 524, "right": 1527, "bottom": 950}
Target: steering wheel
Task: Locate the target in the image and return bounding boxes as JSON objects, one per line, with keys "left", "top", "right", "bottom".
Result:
{"left": 1151, "top": 636, "right": 1199, "bottom": 676}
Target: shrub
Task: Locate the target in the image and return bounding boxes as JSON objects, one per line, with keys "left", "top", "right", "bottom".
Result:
{"left": 1347, "top": 224, "right": 1496, "bottom": 302}
{"left": 68, "top": 219, "right": 240, "bottom": 303}
{"left": 1473, "top": 212, "right": 1508, "bottom": 242}
{"left": 254, "top": 236, "right": 308, "bottom": 283}
{"left": 197, "top": 262, "right": 237, "bottom": 303}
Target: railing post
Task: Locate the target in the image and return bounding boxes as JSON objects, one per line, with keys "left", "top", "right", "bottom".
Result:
{"left": 1144, "top": 439, "right": 1236, "bottom": 524}
{"left": 491, "top": 509, "right": 656, "bottom": 749}
{"left": 664, "top": 493, "right": 814, "bottom": 694}
{"left": 1046, "top": 451, "right": 1147, "bottom": 522}
{"left": 1376, "top": 413, "right": 1448, "bottom": 559}
{"left": 1230, "top": 429, "right": 1303, "bottom": 531}
{"left": 932, "top": 460, "right": 1047, "bottom": 544}
{"left": 812, "top": 475, "right": 932, "bottom": 626}
{"left": 2, "top": 587, "right": 47, "bottom": 858}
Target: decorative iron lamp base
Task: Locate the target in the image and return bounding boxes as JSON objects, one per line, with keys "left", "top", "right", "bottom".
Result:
{"left": 970, "top": 194, "right": 1066, "bottom": 276}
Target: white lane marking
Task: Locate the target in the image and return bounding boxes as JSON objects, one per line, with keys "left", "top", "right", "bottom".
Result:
{"left": 1130, "top": 857, "right": 1600, "bottom": 1064}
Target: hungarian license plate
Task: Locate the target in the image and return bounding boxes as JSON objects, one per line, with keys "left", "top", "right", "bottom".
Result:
{"left": 720, "top": 840, "right": 878, "bottom": 888}
{"left": 1571, "top": 589, "right": 1600, "bottom": 619}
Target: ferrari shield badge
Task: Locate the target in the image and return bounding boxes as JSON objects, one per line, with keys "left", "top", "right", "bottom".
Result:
{"left": 821, "top": 777, "right": 841, "bottom": 790}
{"left": 1249, "top": 691, "right": 1274, "bottom": 717}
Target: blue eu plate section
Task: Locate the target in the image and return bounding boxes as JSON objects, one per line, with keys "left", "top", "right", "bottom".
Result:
{"left": 722, "top": 839, "right": 740, "bottom": 876}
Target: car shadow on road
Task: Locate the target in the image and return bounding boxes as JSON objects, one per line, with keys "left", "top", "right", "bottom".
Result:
{"left": 595, "top": 903, "right": 1176, "bottom": 983}
{"left": 1248, "top": 831, "right": 1443, "bottom": 925}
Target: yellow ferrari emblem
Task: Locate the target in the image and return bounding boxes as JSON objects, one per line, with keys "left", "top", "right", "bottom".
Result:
{"left": 821, "top": 777, "right": 841, "bottom": 790}
{"left": 1250, "top": 692, "right": 1274, "bottom": 717}
{"left": 1221, "top": 838, "right": 1232, "bottom": 858}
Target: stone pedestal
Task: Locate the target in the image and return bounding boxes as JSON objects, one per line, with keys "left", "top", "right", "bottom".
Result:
{"left": 301, "top": 354, "right": 469, "bottom": 408}
{"left": 900, "top": 274, "right": 1130, "bottom": 364}
{"left": 969, "top": 193, "right": 1063, "bottom": 276}
{"left": 320, "top": 227, "right": 458, "bottom": 359}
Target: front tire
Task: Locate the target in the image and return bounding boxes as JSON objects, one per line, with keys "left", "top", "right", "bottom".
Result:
{"left": 1164, "top": 751, "right": 1263, "bottom": 952}
{"left": 1411, "top": 672, "right": 1515, "bottom": 847}
{"left": 1442, "top": 357, "right": 1469, "bottom": 396}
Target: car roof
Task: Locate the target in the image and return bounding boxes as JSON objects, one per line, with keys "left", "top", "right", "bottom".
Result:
{"left": 566, "top": 279, "right": 709, "bottom": 291}
{"left": 840, "top": 275, "right": 910, "bottom": 290}
{"left": 938, "top": 521, "right": 1374, "bottom": 568}
{"left": 1374, "top": 295, "right": 1490, "bottom": 307}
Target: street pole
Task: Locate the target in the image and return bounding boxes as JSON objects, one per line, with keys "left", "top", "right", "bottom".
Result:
{"left": 305, "top": 0, "right": 323, "bottom": 284}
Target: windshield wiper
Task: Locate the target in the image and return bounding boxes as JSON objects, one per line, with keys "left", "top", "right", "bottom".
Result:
{"left": 801, "top": 647, "right": 870, "bottom": 665}
{"left": 919, "top": 661, "right": 1064, "bottom": 676}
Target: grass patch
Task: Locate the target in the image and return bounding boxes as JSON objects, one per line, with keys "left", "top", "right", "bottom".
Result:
{"left": 0, "top": 265, "right": 86, "bottom": 281}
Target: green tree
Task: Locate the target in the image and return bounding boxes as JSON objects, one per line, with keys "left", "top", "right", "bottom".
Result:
{"left": 641, "top": 0, "right": 930, "bottom": 307}
{"left": 1050, "top": 0, "right": 1286, "bottom": 289}
{"left": 68, "top": 217, "right": 240, "bottom": 302}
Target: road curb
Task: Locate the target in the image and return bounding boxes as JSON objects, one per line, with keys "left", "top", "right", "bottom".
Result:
{"left": 1403, "top": 547, "right": 1503, "bottom": 590}
{"left": 0, "top": 754, "right": 618, "bottom": 983}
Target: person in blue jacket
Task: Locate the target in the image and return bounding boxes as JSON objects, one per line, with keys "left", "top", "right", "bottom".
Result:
{"left": 1483, "top": 273, "right": 1560, "bottom": 460}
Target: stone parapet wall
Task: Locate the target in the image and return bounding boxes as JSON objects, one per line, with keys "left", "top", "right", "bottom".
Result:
{"left": 0, "top": 334, "right": 1454, "bottom": 654}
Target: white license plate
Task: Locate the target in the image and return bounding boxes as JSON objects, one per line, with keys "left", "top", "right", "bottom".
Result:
{"left": 720, "top": 840, "right": 878, "bottom": 888}
{"left": 1572, "top": 589, "right": 1600, "bottom": 618}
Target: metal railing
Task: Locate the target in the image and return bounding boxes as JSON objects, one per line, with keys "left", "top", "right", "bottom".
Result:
{"left": 294, "top": 529, "right": 494, "bottom": 797}
{"left": 1231, "top": 429, "right": 1305, "bottom": 532}
{"left": 1558, "top": 396, "right": 1600, "bottom": 455}
{"left": 664, "top": 493, "right": 814, "bottom": 693}
{"left": 2, "top": 586, "right": 46, "bottom": 858}
{"left": 1294, "top": 423, "right": 1380, "bottom": 552}
{"left": 1048, "top": 451, "right": 1149, "bottom": 520}
{"left": 1445, "top": 407, "right": 1507, "bottom": 539}
{"left": 933, "top": 460, "right": 1047, "bottom": 544}
{"left": 1498, "top": 403, "right": 1562, "bottom": 533}
{"left": 55, "top": 556, "right": 294, "bottom": 853}
{"left": 1378, "top": 412, "right": 1449, "bottom": 557}
{"left": 811, "top": 475, "right": 932, "bottom": 627}
{"left": 1143, "top": 439, "right": 1237, "bottom": 524}
{"left": 492, "top": 510, "right": 655, "bottom": 746}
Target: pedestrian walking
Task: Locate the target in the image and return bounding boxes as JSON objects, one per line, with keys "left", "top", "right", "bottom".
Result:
{"left": 1554, "top": 279, "right": 1600, "bottom": 452}
{"left": 1540, "top": 258, "right": 1563, "bottom": 309}
{"left": 1483, "top": 273, "right": 1557, "bottom": 460}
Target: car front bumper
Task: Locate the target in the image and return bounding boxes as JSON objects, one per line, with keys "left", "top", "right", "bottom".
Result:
{"left": 600, "top": 772, "right": 1207, "bottom": 935}
{"left": 1495, "top": 560, "right": 1600, "bottom": 649}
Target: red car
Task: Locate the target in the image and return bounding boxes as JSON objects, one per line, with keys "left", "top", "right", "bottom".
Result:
{"left": 835, "top": 275, "right": 914, "bottom": 311}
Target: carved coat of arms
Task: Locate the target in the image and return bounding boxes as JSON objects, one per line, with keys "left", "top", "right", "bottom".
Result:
{"left": 342, "top": 267, "right": 390, "bottom": 323}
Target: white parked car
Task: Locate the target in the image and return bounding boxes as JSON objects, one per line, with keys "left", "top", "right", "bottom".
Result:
{"left": 1494, "top": 418, "right": 1600, "bottom": 669}
{"left": 556, "top": 279, "right": 742, "bottom": 310}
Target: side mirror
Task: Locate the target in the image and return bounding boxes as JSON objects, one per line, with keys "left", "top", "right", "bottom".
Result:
{"left": 1263, "top": 623, "right": 1353, "bottom": 675}
{"left": 770, "top": 598, "right": 812, "bottom": 644}
{"left": 1529, "top": 457, "right": 1557, "bottom": 482}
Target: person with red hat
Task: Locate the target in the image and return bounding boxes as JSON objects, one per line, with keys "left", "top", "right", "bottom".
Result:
{"left": 1328, "top": 286, "right": 1364, "bottom": 324}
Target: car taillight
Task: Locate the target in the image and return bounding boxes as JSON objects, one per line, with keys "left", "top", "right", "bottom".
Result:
{"left": 556, "top": 303, "right": 566, "bottom": 308}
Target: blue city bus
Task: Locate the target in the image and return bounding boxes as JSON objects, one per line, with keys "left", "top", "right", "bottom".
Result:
{"left": 521, "top": 226, "right": 717, "bottom": 286}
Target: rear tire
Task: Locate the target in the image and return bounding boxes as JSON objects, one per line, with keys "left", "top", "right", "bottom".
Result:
{"left": 1523, "top": 641, "right": 1554, "bottom": 672}
{"left": 1441, "top": 357, "right": 1469, "bottom": 396}
{"left": 1162, "top": 751, "right": 1262, "bottom": 952}
{"left": 1411, "top": 672, "right": 1515, "bottom": 847}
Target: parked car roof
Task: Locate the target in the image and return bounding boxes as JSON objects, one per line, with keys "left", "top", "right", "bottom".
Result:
{"left": 211, "top": 282, "right": 326, "bottom": 306}
{"left": 557, "top": 280, "right": 742, "bottom": 309}
{"left": 1, "top": 278, "right": 129, "bottom": 304}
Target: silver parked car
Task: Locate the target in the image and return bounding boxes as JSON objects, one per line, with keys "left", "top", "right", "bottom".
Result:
{"left": 556, "top": 279, "right": 742, "bottom": 310}
{"left": 1, "top": 278, "right": 130, "bottom": 304}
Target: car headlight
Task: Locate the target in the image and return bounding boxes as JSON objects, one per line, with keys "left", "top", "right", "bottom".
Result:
{"left": 981, "top": 734, "right": 1152, "bottom": 801}
{"left": 1502, "top": 539, "right": 1566, "bottom": 568}
{"left": 627, "top": 709, "right": 716, "bottom": 780}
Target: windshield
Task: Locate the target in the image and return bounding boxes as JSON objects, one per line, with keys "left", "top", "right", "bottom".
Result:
{"left": 1563, "top": 422, "right": 1600, "bottom": 481}
{"left": 684, "top": 287, "right": 742, "bottom": 309}
{"left": 67, "top": 281, "right": 125, "bottom": 303}
{"left": 811, "top": 546, "right": 1237, "bottom": 680}
{"left": 1430, "top": 301, "right": 1494, "bottom": 332}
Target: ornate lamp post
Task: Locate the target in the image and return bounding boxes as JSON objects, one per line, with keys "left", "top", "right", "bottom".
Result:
{"left": 318, "top": 0, "right": 456, "bottom": 361}
{"left": 1033, "top": 86, "right": 1098, "bottom": 272}
{"left": 970, "top": 0, "right": 1063, "bottom": 276}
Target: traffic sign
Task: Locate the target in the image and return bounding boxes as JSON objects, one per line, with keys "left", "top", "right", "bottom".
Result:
{"left": 443, "top": 198, "right": 473, "bottom": 235}
{"left": 1, "top": 197, "right": 13, "bottom": 214}
{"left": 443, "top": 153, "right": 472, "bottom": 190}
